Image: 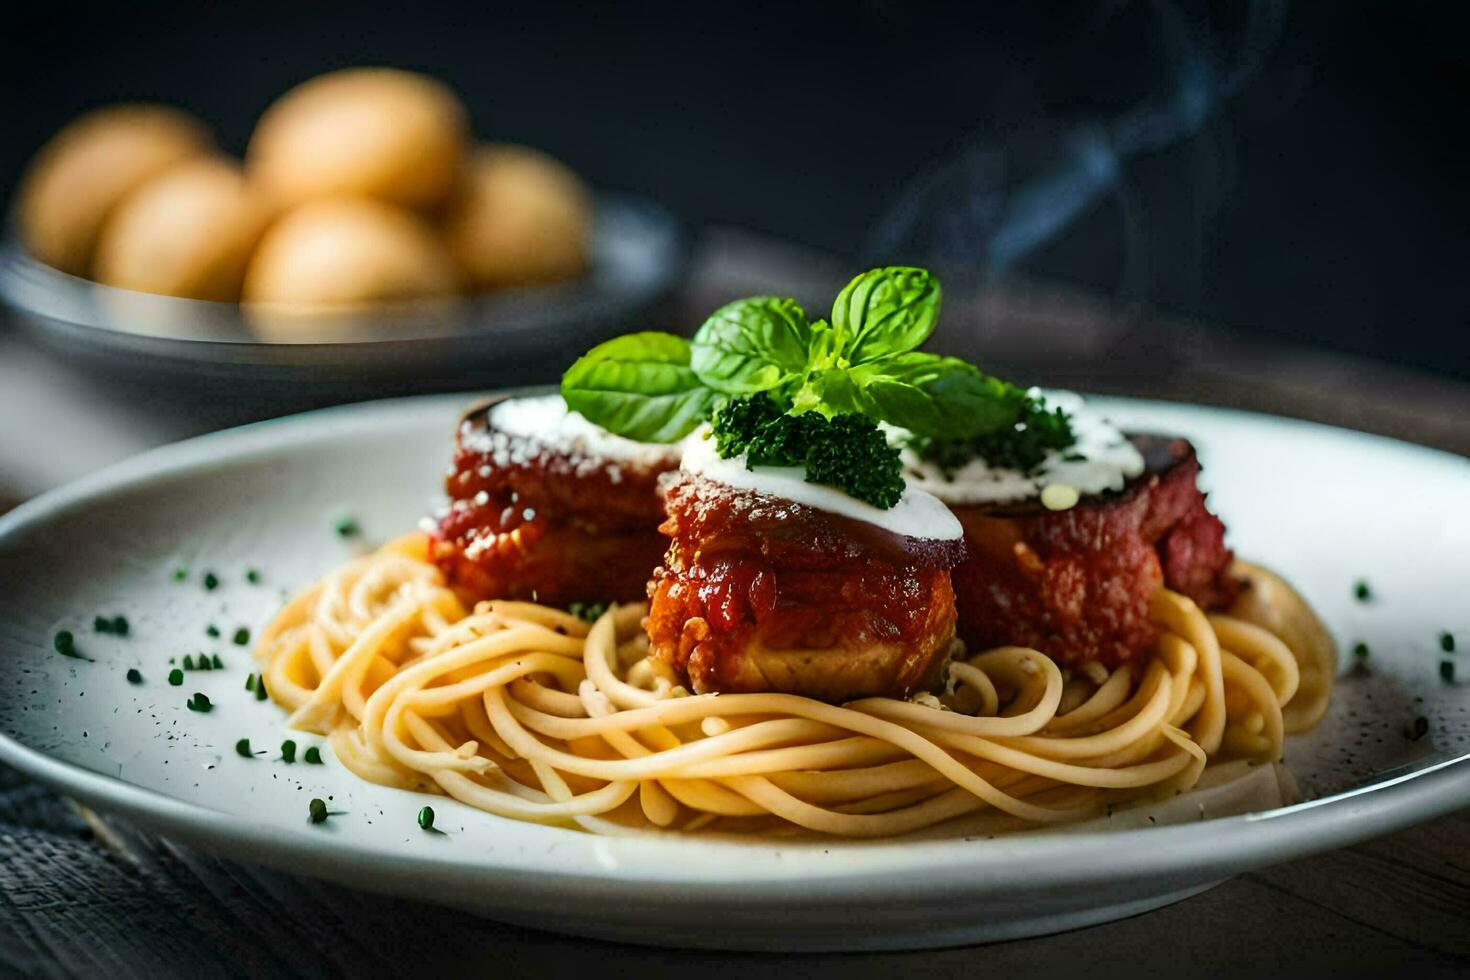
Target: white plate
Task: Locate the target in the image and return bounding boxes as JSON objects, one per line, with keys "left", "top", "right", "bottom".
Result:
{"left": 0, "top": 393, "right": 1466, "bottom": 951}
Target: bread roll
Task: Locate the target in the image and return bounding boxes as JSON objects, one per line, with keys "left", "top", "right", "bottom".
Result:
{"left": 247, "top": 68, "right": 468, "bottom": 212}
{"left": 443, "top": 143, "right": 591, "bottom": 289}
{"left": 242, "top": 197, "right": 457, "bottom": 311}
{"left": 93, "top": 158, "right": 268, "bottom": 301}
{"left": 16, "top": 104, "right": 213, "bottom": 276}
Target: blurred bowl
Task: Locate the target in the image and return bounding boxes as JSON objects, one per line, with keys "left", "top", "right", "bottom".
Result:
{"left": 0, "top": 193, "right": 684, "bottom": 405}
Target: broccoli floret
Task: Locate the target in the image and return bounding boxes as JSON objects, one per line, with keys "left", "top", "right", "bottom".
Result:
{"left": 710, "top": 395, "right": 904, "bottom": 509}
{"left": 910, "top": 394, "right": 1075, "bottom": 475}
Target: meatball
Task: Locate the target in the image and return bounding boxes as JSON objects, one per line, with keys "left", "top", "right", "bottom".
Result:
{"left": 432, "top": 395, "right": 680, "bottom": 607}
{"left": 951, "top": 435, "right": 1239, "bottom": 667}
{"left": 648, "top": 473, "right": 963, "bottom": 702}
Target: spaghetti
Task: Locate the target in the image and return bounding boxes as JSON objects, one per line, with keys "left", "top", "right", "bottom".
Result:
{"left": 255, "top": 533, "right": 1335, "bottom": 838}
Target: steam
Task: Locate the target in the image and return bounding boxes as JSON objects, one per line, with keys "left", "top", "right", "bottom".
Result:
{"left": 863, "top": 0, "right": 1289, "bottom": 282}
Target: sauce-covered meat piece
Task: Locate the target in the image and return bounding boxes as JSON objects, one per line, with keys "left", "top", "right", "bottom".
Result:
{"left": 431, "top": 395, "right": 680, "bottom": 606}
{"left": 648, "top": 473, "right": 963, "bottom": 701}
{"left": 950, "top": 435, "right": 1239, "bottom": 667}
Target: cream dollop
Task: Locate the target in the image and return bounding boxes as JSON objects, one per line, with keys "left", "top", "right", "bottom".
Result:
{"left": 479, "top": 394, "right": 688, "bottom": 468}
{"left": 681, "top": 427, "right": 963, "bottom": 541}
{"left": 894, "top": 389, "right": 1145, "bottom": 505}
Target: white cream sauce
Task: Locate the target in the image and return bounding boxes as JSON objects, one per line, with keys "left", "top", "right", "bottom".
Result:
{"left": 466, "top": 394, "right": 686, "bottom": 483}
{"left": 893, "top": 389, "right": 1144, "bottom": 505}
{"left": 681, "top": 427, "right": 963, "bottom": 541}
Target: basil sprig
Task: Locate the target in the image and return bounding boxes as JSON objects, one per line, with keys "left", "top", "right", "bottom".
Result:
{"left": 561, "top": 267, "right": 1026, "bottom": 443}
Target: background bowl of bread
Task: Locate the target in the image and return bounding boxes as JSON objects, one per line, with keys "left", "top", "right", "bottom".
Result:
{"left": 2, "top": 67, "right": 681, "bottom": 360}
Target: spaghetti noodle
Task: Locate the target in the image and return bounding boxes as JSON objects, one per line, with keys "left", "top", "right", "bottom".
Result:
{"left": 255, "top": 533, "right": 1335, "bottom": 838}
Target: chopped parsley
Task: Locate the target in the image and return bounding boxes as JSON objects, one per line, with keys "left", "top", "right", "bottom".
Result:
{"left": 417, "top": 806, "right": 436, "bottom": 831}
{"left": 1352, "top": 642, "right": 1370, "bottom": 660}
{"left": 281, "top": 739, "right": 297, "bottom": 763}
{"left": 245, "top": 673, "right": 257, "bottom": 692}
{"left": 126, "top": 668, "right": 143, "bottom": 684}
{"left": 1440, "top": 631, "right": 1456, "bottom": 654}
{"left": 232, "top": 628, "right": 250, "bottom": 647}
{"left": 255, "top": 675, "right": 269, "bottom": 701}
{"left": 168, "top": 668, "right": 184, "bottom": 686}
{"left": 183, "top": 655, "right": 196, "bottom": 671}
{"left": 203, "top": 571, "right": 220, "bottom": 591}
{"left": 171, "top": 566, "right": 189, "bottom": 582}
{"left": 206, "top": 625, "right": 220, "bottom": 638}
{"left": 333, "top": 516, "right": 360, "bottom": 538}
{"left": 909, "top": 392, "right": 1076, "bottom": 476}
{"left": 1353, "top": 579, "right": 1372, "bottom": 602}
{"left": 710, "top": 394, "right": 905, "bottom": 509}
{"left": 53, "top": 630, "right": 89, "bottom": 660}
{"left": 94, "top": 615, "right": 129, "bottom": 636}
{"left": 245, "top": 569, "right": 262, "bottom": 584}
{"left": 1442, "top": 661, "right": 1456, "bottom": 683}
{"left": 211, "top": 653, "right": 224, "bottom": 669}
{"left": 308, "top": 798, "right": 344, "bottom": 824}
{"left": 235, "top": 738, "right": 256, "bottom": 758}
{"left": 568, "top": 601, "right": 609, "bottom": 623}
{"left": 303, "top": 746, "right": 323, "bottom": 764}
{"left": 185, "top": 693, "right": 212, "bottom": 713}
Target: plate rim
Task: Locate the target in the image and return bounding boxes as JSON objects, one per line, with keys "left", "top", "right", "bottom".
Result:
{"left": 0, "top": 390, "right": 1467, "bottom": 904}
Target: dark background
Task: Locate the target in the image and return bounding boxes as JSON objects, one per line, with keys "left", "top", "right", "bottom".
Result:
{"left": 2, "top": 0, "right": 1465, "bottom": 379}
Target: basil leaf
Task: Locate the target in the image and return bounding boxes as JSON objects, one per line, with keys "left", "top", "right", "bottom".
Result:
{"left": 561, "top": 332, "right": 714, "bottom": 442}
{"left": 831, "top": 267, "right": 941, "bottom": 365}
{"left": 856, "top": 353, "right": 1023, "bottom": 439}
{"left": 691, "top": 297, "right": 812, "bottom": 395}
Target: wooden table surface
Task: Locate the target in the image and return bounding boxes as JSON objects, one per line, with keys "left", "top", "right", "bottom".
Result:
{"left": 1, "top": 230, "right": 1467, "bottom": 977}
